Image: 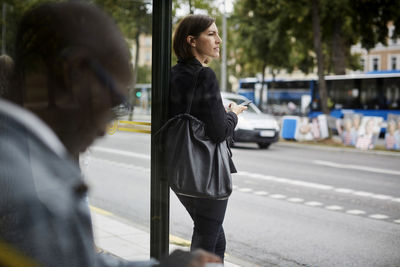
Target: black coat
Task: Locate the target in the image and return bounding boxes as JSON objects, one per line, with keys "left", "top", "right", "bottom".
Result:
{"left": 169, "top": 58, "right": 238, "bottom": 172}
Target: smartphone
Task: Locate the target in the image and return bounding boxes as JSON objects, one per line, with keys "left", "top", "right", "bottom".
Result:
{"left": 240, "top": 100, "right": 252, "bottom": 106}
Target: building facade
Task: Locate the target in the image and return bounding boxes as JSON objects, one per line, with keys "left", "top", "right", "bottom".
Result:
{"left": 351, "top": 23, "right": 400, "bottom": 73}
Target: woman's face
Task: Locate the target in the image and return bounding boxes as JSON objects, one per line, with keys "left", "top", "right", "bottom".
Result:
{"left": 190, "top": 23, "right": 221, "bottom": 63}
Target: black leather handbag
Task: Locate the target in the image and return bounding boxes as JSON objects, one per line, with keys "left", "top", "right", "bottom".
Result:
{"left": 155, "top": 68, "right": 232, "bottom": 200}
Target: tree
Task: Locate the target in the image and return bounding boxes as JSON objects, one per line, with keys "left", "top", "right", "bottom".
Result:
{"left": 230, "top": 0, "right": 400, "bottom": 115}
{"left": 231, "top": 0, "right": 294, "bottom": 110}
{"left": 350, "top": 0, "right": 400, "bottom": 50}
{"left": 0, "top": 0, "right": 48, "bottom": 57}
{"left": 312, "top": 0, "right": 328, "bottom": 115}
{"left": 93, "top": 0, "right": 151, "bottom": 119}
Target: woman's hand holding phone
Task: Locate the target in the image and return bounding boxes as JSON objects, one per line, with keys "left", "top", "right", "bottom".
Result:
{"left": 239, "top": 100, "right": 252, "bottom": 106}
{"left": 228, "top": 102, "right": 247, "bottom": 115}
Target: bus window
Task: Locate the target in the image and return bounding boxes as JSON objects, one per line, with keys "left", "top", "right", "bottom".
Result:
{"left": 384, "top": 78, "right": 400, "bottom": 109}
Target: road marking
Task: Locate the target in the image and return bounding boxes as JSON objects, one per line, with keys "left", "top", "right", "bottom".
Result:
{"left": 169, "top": 235, "right": 191, "bottom": 247}
{"left": 334, "top": 188, "right": 354, "bottom": 193}
{"left": 305, "top": 201, "right": 323, "bottom": 207}
{"left": 313, "top": 160, "right": 400, "bottom": 176}
{"left": 90, "top": 158, "right": 150, "bottom": 172}
{"left": 346, "top": 210, "right": 366, "bottom": 215}
{"left": 369, "top": 214, "right": 389, "bottom": 220}
{"left": 371, "top": 194, "right": 392, "bottom": 200}
{"left": 392, "top": 198, "right": 400, "bottom": 203}
{"left": 91, "top": 146, "right": 150, "bottom": 160}
{"left": 354, "top": 191, "right": 374, "bottom": 197}
{"left": 236, "top": 172, "right": 332, "bottom": 190}
{"left": 254, "top": 191, "right": 268, "bottom": 196}
{"left": 236, "top": 171, "right": 398, "bottom": 202}
{"left": 288, "top": 180, "right": 333, "bottom": 190}
{"left": 269, "top": 194, "right": 286, "bottom": 199}
{"left": 394, "top": 219, "right": 400, "bottom": 224}
{"left": 238, "top": 188, "right": 253, "bottom": 193}
{"left": 232, "top": 185, "right": 238, "bottom": 190}
{"left": 90, "top": 205, "right": 113, "bottom": 216}
{"left": 287, "top": 198, "right": 304, "bottom": 203}
{"left": 325, "top": 205, "right": 344, "bottom": 211}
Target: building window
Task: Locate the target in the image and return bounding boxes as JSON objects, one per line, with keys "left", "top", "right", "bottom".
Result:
{"left": 360, "top": 58, "right": 365, "bottom": 71}
{"left": 391, "top": 57, "right": 397, "bottom": 70}
{"left": 373, "top": 58, "right": 379, "bottom": 71}
{"left": 145, "top": 51, "right": 151, "bottom": 61}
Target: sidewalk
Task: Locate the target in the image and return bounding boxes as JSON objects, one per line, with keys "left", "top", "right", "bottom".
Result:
{"left": 90, "top": 206, "right": 241, "bottom": 266}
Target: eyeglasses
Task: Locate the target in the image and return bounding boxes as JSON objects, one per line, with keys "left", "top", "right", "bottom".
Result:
{"left": 86, "top": 58, "right": 131, "bottom": 111}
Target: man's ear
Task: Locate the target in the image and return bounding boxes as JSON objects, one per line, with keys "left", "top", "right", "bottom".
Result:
{"left": 186, "top": 35, "right": 196, "bottom": 48}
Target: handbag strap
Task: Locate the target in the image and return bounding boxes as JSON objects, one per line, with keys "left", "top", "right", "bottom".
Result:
{"left": 154, "top": 67, "right": 203, "bottom": 142}
{"left": 185, "top": 67, "right": 203, "bottom": 114}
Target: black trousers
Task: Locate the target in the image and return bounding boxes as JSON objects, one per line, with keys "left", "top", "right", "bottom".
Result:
{"left": 177, "top": 194, "right": 228, "bottom": 261}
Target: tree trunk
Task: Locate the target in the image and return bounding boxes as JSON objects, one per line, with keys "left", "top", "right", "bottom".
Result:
{"left": 331, "top": 18, "right": 346, "bottom": 75}
{"left": 189, "top": 0, "right": 193, "bottom": 14}
{"left": 312, "top": 0, "right": 329, "bottom": 115}
{"left": 128, "top": 32, "right": 140, "bottom": 121}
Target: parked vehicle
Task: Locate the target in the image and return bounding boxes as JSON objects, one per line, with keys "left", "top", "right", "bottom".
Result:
{"left": 221, "top": 92, "right": 280, "bottom": 149}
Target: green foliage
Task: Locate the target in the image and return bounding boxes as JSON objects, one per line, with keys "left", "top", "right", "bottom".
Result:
{"left": 350, "top": 0, "right": 400, "bottom": 50}
{"left": 231, "top": 0, "right": 307, "bottom": 77}
{"left": 93, "top": 0, "right": 151, "bottom": 40}
{"left": 231, "top": 0, "right": 400, "bottom": 77}
{"left": 137, "top": 65, "right": 151, "bottom": 83}
{"left": 0, "top": 0, "right": 51, "bottom": 57}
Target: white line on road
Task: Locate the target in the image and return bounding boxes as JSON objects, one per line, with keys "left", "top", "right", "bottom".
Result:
{"left": 269, "top": 194, "right": 287, "bottom": 199}
{"left": 237, "top": 171, "right": 333, "bottom": 190}
{"left": 325, "top": 205, "right": 344, "bottom": 211}
{"left": 304, "top": 201, "right": 323, "bottom": 207}
{"left": 334, "top": 188, "right": 355, "bottom": 194}
{"left": 353, "top": 191, "right": 374, "bottom": 197}
{"left": 90, "top": 158, "right": 150, "bottom": 172}
{"left": 254, "top": 191, "right": 268, "bottom": 196}
{"left": 371, "top": 194, "right": 392, "bottom": 200}
{"left": 238, "top": 188, "right": 253, "bottom": 193}
{"left": 91, "top": 146, "right": 150, "bottom": 160}
{"left": 346, "top": 210, "right": 366, "bottom": 215}
{"left": 369, "top": 214, "right": 389, "bottom": 220}
{"left": 287, "top": 198, "right": 304, "bottom": 203}
{"left": 236, "top": 171, "right": 398, "bottom": 202}
{"left": 313, "top": 160, "right": 400, "bottom": 176}
{"left": 394, "top": 219, "right": 400, "bottom": 224}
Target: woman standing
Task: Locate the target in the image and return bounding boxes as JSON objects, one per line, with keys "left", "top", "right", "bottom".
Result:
{"left": 169, "top": 14, "right": 246, "bottom": 261}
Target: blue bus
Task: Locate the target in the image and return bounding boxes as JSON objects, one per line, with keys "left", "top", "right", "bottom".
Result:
{"left": 238, "top": 77, "right": 314, "bottom": 115}
{"left": 238, "top": 72, "right": 400, "bottom": 121}
{"left": 311, "top": 72, "right": 400, "bottom": 121}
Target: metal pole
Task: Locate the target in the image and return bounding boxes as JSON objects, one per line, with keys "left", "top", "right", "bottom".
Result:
{"left": 220, "top": 0, "right": 227, "bottom": 91}
{"left": 150, "top": 0, "right": 172, "bottom": 260}
{"left": 2, "top": 3, "right": 7, "bottom": 54}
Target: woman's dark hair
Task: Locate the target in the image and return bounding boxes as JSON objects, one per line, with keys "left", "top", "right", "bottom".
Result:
{"left": 173, "top": 14, "right": 215, "bottom": 60}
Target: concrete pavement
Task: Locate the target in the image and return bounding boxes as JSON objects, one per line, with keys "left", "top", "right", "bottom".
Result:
{"left": 90, "top": 206, "right": 241, "bottom": 266}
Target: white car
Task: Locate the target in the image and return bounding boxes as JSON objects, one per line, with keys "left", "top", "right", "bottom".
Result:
{"left": 221, "top": 92, "right": 280, "bottom": 149}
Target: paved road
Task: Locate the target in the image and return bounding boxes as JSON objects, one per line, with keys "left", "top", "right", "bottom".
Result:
{"left": 84, "top": 131, "right": 400, "bottom": 267}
